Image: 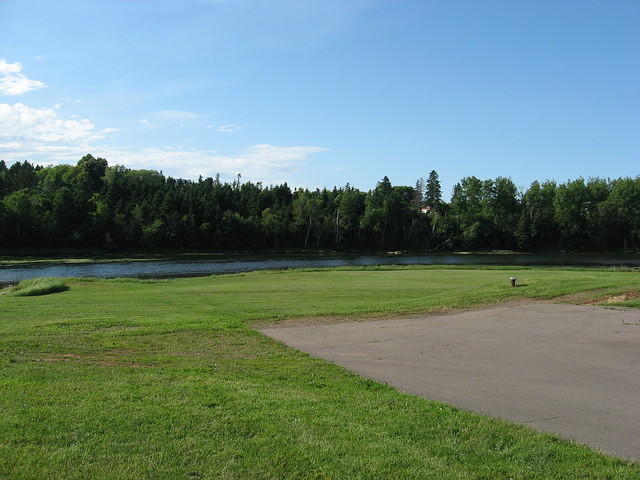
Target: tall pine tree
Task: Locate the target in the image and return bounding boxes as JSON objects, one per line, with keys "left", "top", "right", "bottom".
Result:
{"left": 425, "top": 170, "right": 442, "bottom": 211}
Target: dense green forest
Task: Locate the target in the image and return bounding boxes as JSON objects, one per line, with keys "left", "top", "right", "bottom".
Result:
{"left": 1, "top": 155, "right": 639, "bottom": 252}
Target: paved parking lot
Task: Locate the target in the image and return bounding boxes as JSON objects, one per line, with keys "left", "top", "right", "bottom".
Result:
{"left": 261, "top": 303, "right": 640, "bottom": 460}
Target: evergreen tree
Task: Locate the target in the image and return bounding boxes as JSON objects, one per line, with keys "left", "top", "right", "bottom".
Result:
{"left": 412, "top": 178, "right": 424, "bottom": 210}
{"left": 424, "top": 170, "right": 442, "bottom": 210}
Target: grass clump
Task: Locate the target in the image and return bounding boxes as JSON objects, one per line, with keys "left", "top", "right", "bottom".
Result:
{"left": 8, "top": 277, "right": 69, "bottom": 296}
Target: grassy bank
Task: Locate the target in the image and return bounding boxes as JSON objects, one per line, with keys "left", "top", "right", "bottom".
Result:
{"left": 1, "top": 266, "right": 640, "bottom": 479}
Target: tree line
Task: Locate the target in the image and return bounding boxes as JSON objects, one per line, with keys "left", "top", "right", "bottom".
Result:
{"left": 1, "top": 155, "right": 639, "bottom": 252}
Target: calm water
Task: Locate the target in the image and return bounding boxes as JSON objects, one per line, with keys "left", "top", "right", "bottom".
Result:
{"left": 1, "top": 254, "right": 639, "bottom": 284}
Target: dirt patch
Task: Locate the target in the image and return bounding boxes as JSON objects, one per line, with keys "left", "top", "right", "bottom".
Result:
{"left": 539, "top": 288, "right": 640, "bottom": 306}
{"left": 92, "top": 359, "right": 145, "bottom": 368}
{"left": 42, "top": 353, "right": 82, "bottom": 362}
{"left": 102, "top": 348, "right": 137, "bottom": 356}
{"left": 582, "top": 291, "right": 640, "bottom": 305}
{"left": 550, "top": 288, "right": 612, "bottom": 304}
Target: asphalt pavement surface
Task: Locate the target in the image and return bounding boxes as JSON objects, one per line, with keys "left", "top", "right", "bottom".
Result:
{"left": 260, "top": 303, "right": 640, "bottom": 460}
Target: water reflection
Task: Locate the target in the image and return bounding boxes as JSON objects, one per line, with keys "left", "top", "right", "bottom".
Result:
{"left": 1, "top": 254, "right": 638, "bottom": 284}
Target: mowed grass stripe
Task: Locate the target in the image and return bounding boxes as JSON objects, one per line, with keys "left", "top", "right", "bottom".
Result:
{"left": 1, "top": 266, "right": 639, "bottom": 479}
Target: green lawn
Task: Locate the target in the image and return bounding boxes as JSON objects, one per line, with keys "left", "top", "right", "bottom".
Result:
{"left": 1, "top": 266, "right": 640, "bottom": 479}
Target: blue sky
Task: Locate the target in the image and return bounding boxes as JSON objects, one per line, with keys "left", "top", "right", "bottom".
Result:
{"left": 1, "top": 0, "right": 638, "bottom": 197}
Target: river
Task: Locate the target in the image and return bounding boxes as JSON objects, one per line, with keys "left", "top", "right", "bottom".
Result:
{"left": 1, "top": 253, "right": 639, "bottom": 285}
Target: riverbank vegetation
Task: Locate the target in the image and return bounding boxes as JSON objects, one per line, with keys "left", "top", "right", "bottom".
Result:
{"left": 2, "top": 266, "right": 640, "bottom": 479}
{"left": 2, "top": 156, "right": 640, "bottom": 252}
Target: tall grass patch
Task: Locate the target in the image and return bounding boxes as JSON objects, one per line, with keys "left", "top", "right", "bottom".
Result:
{"left": 8, "top": 277, "right": 69, "bottom": 296}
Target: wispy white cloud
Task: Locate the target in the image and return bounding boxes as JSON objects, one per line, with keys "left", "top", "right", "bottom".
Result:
{"left": 0, "top": 94, "right": 325, "bottom": 183}
{"left": 60, "top": 97, "right": 81, "bottom": 104}
{"left": 0, "top": 103, "right": 116, "bottom": 143}
{"left": 215, "top": 122, "right": 242, "bottom": 133}
{"left": 95, "top": 144, "right": 328, "bottom": 182}
{"left": 139, "top": 109, "right": 205, "bottom": 129}
{"left": 155, "top": 110, "right": 203, "bottom": 120}
{"left": 0, "top": 101, "right": 326, "bottom": 183}
{"left": 0, "top": 102, "right": 118, "bottom": 165}
{"left": 0, "top": 59, "right": 46, "bottom": 95}
{"left": 0, "top": 140, "right": 327, "bottom": 184}
{"left": 0, "top": 60, "right": 22, "bottom": 75}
